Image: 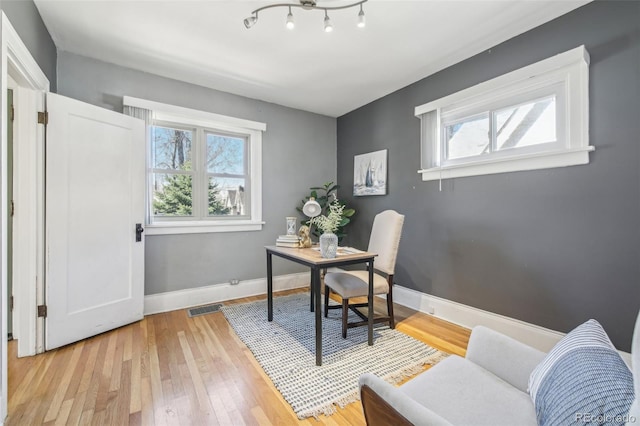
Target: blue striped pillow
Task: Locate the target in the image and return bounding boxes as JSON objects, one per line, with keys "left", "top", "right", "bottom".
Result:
{"left": 529, "top": 320, "right": 635, "bottom": 426}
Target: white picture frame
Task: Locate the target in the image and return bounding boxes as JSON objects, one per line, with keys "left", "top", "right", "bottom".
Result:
{"left": 353, "top": 149, "right": 387, "bottom": 196}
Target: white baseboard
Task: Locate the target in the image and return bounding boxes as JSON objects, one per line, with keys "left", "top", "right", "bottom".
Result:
{"left": 392, "top": 285, "right": 566, "bottom": 352}
{"left": 392, "top": 285, "right": 632, "bottom": 363}
{"left": 144, "top": 272, "right": 309, "bottom": 315}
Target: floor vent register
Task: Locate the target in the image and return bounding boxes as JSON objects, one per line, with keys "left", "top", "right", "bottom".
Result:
{"left": 187, "top": 303, "right": 222, "bottom": 318}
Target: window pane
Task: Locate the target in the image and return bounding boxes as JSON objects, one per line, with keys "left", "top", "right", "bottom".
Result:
{"left": 152, "top": 126, "right": 193, "bottom": 171}
{"left": 152, "top": 173, "right": 193, "bottom": 216}
{"left": 207, "top": 134, "right": 245, "bottom": 174}
{"left": 445, "top": 114, "right": 490, "bottom": 160}
{"left": 209, "top": 177, "right": 246, "bottom": 216}
{"left": 496, "top": 97, "right": 556, "bottom": 150}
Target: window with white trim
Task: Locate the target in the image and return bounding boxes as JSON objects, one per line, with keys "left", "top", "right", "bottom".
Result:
{"left": 124, "top": 96, "right": 265, "bottom": 235}
{"left": 415, "top": 46, "right": 593, "bottom": 182}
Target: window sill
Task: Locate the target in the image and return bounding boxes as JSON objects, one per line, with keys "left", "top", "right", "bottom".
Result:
{"left": 418, "top": 146, "right": 594, "bottom": 181}
{"left": 145, "top": 220, "right": 265, "bottom": 235}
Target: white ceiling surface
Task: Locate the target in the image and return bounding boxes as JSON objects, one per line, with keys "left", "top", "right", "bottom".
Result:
{"left": 34, "top": 0, "right": 590, "bottom": 117}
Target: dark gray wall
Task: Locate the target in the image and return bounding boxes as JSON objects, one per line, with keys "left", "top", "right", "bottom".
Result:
{"left": 1, "top": 0, "right": 57, "bottom": 91}
{"left": 337, "top": 1, "right": 640, "bottom": 351}
{"left": 57, "top": 51, "right": 336, "bottom": 296}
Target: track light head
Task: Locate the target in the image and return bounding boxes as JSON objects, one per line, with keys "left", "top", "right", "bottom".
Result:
{"left": 357, "top": 5, "right": 365, "bottom": 28}
{"left": 324, "top": 11, "right": 333, "bottom": 32}
{"left": 244, "top": 14, "right": 257, "bottom": 29}
{"left": 286, "top": 7, "right": 295, "bottom": 29}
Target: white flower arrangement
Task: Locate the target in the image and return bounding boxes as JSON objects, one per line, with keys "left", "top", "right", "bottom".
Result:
{"left": 310, "top": 199, "right": 345, "bottom": 234}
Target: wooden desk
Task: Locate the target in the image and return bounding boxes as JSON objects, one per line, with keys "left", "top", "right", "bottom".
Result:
{"left": 265, "top": 246, "right": 376, "bottom": 366}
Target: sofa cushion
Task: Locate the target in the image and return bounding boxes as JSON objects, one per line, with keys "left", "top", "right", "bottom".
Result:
{"left": 400, "top": 355, "right": 537, "bottom": 426}
{"left": 529, "top": 319, "right": 635, "bottom": 426}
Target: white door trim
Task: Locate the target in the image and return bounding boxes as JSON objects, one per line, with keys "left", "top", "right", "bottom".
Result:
{"left": 0, "top": 10, "right": 50, "bottom": 422}
{"left": 12, "top": 87, "right": 44, "bottom": 358}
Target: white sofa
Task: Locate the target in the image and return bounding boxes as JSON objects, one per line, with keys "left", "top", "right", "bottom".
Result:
{"left": 359, "top": 318, "right": 639, "bottom": 426}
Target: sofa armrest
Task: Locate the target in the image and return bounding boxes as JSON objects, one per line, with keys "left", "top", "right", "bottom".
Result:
{"left": 465, "top": 326, "right": 546, "bottom": 393}
{"left": 359, "top": 373, "right": 453, "bottom": 426}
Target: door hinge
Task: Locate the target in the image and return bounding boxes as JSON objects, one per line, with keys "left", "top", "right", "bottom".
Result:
{"left": 10, "top": 200, "right": 14, "bottom": 217}
{"left": 10, "top": 296, "right": 13, "bottom": 311}
{"left": 10, "top": 105, "right": 14, "bottom": 122}
{"left": 37, "top": 304, "right": 47, "bottom": 318}
{"left": 37, "top": 111, "right": 48, "bottom": 125}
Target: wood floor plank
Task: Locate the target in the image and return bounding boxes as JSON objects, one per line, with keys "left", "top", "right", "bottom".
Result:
{"left": 123, "top": 324, "right": 134, "bottom": 362}
{"left": 76, "top": 339, "right": 101, "bottom": 395}
{"left": 31, "top": 347, "right": 78, "bottom": 425}
{"left": 129, "top": 348, "right": 142, "bottom": 415}
{"left": 64, "top": 391, "right": 87, "bottom": 426}
{"left": 107, "top": 359, "right": 132, "bottom": 426}
{"left": 53, "top": 398, "right": 74, "bottom": 426}
{"left": 250, "top": 406, "right": 273, "bottom": 426}
{"left": 7, "top": 288, "right": 470, "bottom": 425}
{"left": 108, "top": 327, "right": 127, "bottom": 392}
{"left": 78, "top": 408, "right": 94, "bottom": 426}
{"left": 128, "top": 410, "right": 142, "bottom": 426}
{"left": 187, "top": 316, "right": 239, "bottom": 425}
{"left": 16, "top": 346, "right": 55, "bottom": 406}
{"left": 148, "top": 339, "right": 168, "bottom": 426}
{"left": 177, "top": 331, "right": 213, "bottom": 414}
{"left": 93, "top": 331, "right": 118, "bottom": 413}
{"left": 140, "top": 376, "right": 155, "bottom": 425}
{"left": 43, "top": 341, "right": 85, "bottom": 422}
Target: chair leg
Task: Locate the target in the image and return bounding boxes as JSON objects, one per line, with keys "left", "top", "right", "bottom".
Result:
{"left": 387, "top": 275, "right": 395, "bottom": 329}
{"left": 342, "top": 298, "right": 349, "bottom": 339}
{"left": 324, "top": 286, "right": 330, "bottom": 318}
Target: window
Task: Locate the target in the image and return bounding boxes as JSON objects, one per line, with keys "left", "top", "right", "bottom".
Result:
{"left": 415, "top": 46, "right": 593, "bottom": 182}
{"left": 151, "top": 125, "right": 249, "bottom": 219}
{"left": 151, "top": 125, "right": 195, "bottom": 217}
{"left": 124, "top": 97, "right": 265, "bottom": 235}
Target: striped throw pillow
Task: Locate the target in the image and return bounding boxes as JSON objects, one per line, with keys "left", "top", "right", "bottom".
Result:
{"left": 528, "top": 319, "right": 635, "bottom": 426}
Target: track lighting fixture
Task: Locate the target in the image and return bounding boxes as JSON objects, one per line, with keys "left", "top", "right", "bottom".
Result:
{"left": 243, "top": 0, "right": 367, "bottom": 32}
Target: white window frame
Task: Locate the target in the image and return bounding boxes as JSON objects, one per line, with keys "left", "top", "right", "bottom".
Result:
{"left": 123, "top": 96, "right": 265, "bottom": 235}
{"left": 415, "top": 45, "right": 593, "bottom": 182}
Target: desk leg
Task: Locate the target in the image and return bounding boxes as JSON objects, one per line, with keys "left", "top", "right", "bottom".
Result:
{"left": 267, "top": 252, "right": 273, "bottom": 322}
{"left": 368, "top": 259, "right": 374, "bottom": 346}
{"left": 309, "top": 269, "right": 314, "bottom": 312}
{"left": 313, "top": 266, "right": 323, "bottom": 366}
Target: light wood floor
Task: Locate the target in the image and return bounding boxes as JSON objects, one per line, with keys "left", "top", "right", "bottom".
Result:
{"left": 6, "top": 289, "right": 470, "bottom": 425}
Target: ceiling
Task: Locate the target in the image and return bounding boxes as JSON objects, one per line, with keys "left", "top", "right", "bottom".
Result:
{"left": 34, "top": 0, "right": 590, "bottom": 117}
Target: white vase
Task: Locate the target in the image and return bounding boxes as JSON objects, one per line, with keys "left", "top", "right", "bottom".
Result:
{"left": 319, "top": 232, "right": 338, "bottom": 259}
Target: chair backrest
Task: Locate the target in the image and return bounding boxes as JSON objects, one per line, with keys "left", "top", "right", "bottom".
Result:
{"left": 367, "top": 210, "right": 405, "bottom": 276}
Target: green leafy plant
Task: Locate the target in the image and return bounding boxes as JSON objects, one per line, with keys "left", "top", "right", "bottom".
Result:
{"left": 297, "top": 181, "right": 355, "bottom": 240}
{"left": 310, "top": 199, "right": 345, "bottom": 234}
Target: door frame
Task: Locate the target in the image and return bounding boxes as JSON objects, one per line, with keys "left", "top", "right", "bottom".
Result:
{"left": 0, "top": 11, "right": 49, "bottom": 421}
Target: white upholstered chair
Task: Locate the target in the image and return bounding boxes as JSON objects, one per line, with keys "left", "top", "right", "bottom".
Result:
{"left": 359, "top": 317, "right": 640, "bottom": 426}
{"left": 324, "top": 210, "right": 405, "bottom": 338}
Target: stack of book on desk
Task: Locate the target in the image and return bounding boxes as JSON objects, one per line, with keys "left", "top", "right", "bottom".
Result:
{"left": 276, "top": 235, "right": 300, "bottom": 248}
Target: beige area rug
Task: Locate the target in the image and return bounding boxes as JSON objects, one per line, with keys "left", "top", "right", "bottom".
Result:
{"left": 221, "top": 293, "right": 447, "bottom": 419}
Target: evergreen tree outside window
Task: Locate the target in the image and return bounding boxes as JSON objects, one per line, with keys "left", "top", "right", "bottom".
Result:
{"left": 150, "top": 124, "right": 244, "bottom": 220}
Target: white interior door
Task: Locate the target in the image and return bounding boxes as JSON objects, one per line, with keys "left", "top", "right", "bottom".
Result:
{"left": 46, "top": 93, "right": 145, "bottom": 350}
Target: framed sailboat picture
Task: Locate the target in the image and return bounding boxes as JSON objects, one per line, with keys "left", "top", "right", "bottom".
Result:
{"left": 353, "top": 149, "right": 387, "bottom": 196}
